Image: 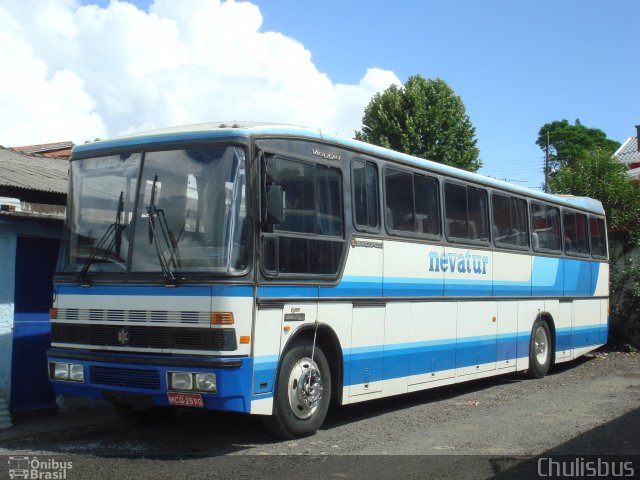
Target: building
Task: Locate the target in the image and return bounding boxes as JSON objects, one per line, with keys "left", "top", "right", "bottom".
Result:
{"left": 10, "top": 141, "right": 74, "bottom": 160}
{"left": 0, "top": 145, "right": 69, "bottom": 428}
{"left": 613, "top": 125, "right": 640, "bottom": 180}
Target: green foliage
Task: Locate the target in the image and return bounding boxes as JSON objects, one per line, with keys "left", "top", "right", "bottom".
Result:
{"left": 549, "top": 149, "right": 640, "bottom": 232}
{"left": 544, "top": 122, "right": 640, "bottom": 347}
{"left": 609, "top": 236, "right": 640, "bottom": 348}
{"left": 536, "top": 119, "right": 620, "bottom": 171}
{"left": 355, "top": 75, "right": 481, "bottom": 172}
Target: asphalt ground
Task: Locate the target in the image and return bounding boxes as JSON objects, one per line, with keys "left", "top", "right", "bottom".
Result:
{"left": 1, "top": 351, "right": 639, "bottom": 479}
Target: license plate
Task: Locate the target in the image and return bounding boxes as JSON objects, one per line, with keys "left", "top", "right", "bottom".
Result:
{"left": 167, "top": 392, "right": 204, "bottom": 408}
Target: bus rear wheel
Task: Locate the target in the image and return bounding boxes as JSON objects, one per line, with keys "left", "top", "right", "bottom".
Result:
{"left": 262, "top": 341, "right": 331, "bottom": 439}
{"left": 528, "top": 320, "right": 552, "bottom": 379}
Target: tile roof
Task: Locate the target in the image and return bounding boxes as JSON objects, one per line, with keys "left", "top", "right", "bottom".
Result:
{"left": 10, "top": 141, "right": 74, "bottom": 159}
{"left": 613, "top": 136, "right": 640, "bottom": 165}
{"left": 0, "top": 147, "right": 68, "bottom": 194}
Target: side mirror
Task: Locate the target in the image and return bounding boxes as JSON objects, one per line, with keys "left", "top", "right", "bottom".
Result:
{"left": 266, "top": 185, "right": 285, "bottom": 225}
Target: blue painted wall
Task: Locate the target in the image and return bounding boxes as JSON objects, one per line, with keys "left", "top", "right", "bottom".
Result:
{"left": 0, "top": 216, "right": 62, "bottom": 424}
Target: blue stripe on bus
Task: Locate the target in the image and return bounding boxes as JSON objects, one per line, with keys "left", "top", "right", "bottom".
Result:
{"left": 250, "top": 325, "right": 603, "bottom": 390}
{"left": 57, "top": 257, "right": 600, "bottom": 300}
{"left": 256, "top": 257, "right": 601, "bottom": 299}
{"left": 252, "top": 355, "right": 279, "bottom": 394}
{"left": 342, "top": 326, "right": 603, "bottom": 385}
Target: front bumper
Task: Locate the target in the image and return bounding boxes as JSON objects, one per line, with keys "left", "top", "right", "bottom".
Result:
{"left": 47, "top": 348, "right": 253, "bottom": 413}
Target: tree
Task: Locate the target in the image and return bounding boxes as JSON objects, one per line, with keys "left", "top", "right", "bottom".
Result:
{"left": 550, "top": 149, "right": 640, "bottom": 232}
{"left": 550, "top": 148, "right": 640, "bottom": 348}
{"left": 355, "top": 75, "right": 481, "bottom": 172}
{"left": 536, "top": 119, "right": 620, "bottom": 171}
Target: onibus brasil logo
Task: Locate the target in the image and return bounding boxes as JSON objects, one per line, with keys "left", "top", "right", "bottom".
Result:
{"left": 8, "top": 456, "right": 73, "bottom": 479}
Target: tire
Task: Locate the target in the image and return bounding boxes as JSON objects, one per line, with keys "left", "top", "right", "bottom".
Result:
{"left": 528, "top": 320, "right": 552, "bottom": 379}
{"left": 113, "top": 402, "right": 177, "bottom": 426}
{"left": 262, "top": 341, "right": 331, "bottom": 439}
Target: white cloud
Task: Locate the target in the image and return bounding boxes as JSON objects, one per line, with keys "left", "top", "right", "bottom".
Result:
{"left": 0, "top": 0, "right": 400, "bottom": 146}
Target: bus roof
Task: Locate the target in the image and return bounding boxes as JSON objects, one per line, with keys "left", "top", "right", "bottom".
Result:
{"left": 72, "top": 121, "right": 605, "bottom": 216}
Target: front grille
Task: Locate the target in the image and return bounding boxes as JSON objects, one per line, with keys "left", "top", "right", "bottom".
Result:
{"left": 90, "top": 366, "right": 161, "bottom": 390}
{"left": 51, "top": 323, "right": 237, "bottom": 351}
{"left": 58, "top": 308, "right": 209, "bottom": 325}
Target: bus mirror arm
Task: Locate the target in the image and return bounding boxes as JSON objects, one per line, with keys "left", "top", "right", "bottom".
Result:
{"left": 265, "top": 185, "right": 285, "bottom": 225}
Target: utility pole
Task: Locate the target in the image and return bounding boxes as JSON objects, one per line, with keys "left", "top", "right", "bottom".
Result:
{"left": 544, "top": 130, "right": 550, "bottom": 193}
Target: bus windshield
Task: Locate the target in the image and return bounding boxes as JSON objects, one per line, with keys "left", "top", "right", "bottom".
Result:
{"left": 63, "top": 145, "right": 249, "bottom": 276}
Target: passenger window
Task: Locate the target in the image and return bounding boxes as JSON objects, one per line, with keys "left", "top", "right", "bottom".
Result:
{"left": 262, "top": 156, "right": 344, "bottom": 276}
{"left": 530, "top": 203, "right": 562, "bottom": 252}
{"left": 590, "top": 217, "right": 607, "bottom": 259}
{"left": 352, "top": 159, "right": 379, "bottom": 230}
{"left": 491, "top": 193, "right": 529, "bottom": 249}
{"left": 414, "top": 175, "right": 440, "bottom": 236}
{"left": 445, "top": 183, "right": 489, "bottom": 243}
{"left": 384, "top": 168, "right": 440, "bottom": 237}
{"left": 563, "top": 210, "right": 589, "bottom": 255}
{"left": 385, "top": 169, "right": 414, "bottom": 232}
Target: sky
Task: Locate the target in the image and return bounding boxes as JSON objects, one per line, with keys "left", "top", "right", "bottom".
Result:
{"left": 0, "top": 0, "right": 638, "bottom": 190}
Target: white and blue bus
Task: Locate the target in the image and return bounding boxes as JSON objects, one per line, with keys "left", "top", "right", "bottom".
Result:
{"left": 48, "top": 122, "right": 609, "bottom": 438}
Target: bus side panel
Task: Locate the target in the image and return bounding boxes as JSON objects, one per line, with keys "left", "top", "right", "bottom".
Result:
{"left": 408, "top": 302, "right": 457, "bottom": 385}
{"left": 497, "top": 301, "right": 518, "bottom": 370}
{"left": 531, "top": 256, "right": 563, "bottom": 297}
{"left": 250, "top": 308, "right": 282, "bottom": 414}
{"left": 455, "top": 301, "right": 497, "bottom": 376}
{"left": 384, "top": 241, "right": 443, "bottom": 297}
{"left": 563, "top": 258, "right": 592, "bottom": 296}
{"left": 349, "top": 306, "right": 384, "bottom": 398}
{"left": 572, "top": 299, "right": 602, "bottom": 352}
{"left": 382, "top": 303, "right": 410, "bottom": 396}
{"left": 600, "top": 298, "right": 609, "bottom": 345}
{"left": 443, "top": 247, "right": 492, "bottom": 297}
{"left": 493, "top": 252, "right": 532, "bottom": 297}
{"left": 316, "top": 302, "right": 352, "bottom": 405}
{"left": 555, "top": 300, "right": 573, "bottom": 361}
{"left": 593, "top": 262, "right": 609, "bottom": 297}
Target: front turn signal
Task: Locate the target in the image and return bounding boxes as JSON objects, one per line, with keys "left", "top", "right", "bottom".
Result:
{"left": 211, "top": 312, "right": 234, "bottom": 325}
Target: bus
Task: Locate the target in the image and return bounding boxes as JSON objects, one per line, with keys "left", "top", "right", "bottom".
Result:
{"left": 47, "top": 122, "right": 609, "bottom": 438}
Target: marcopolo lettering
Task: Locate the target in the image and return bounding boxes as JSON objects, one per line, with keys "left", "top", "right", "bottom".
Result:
{"left": 428, "top": 250, "right": 489, "bottom": 274}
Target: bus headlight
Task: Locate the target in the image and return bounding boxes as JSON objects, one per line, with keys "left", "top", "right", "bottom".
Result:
{"left": 50, "top": 362, "right": 84, "bottom": 382}
{"left": 169, "top": 372, "right": 193, "bottom": 390}
{"left": 69, "top": 364, "right": 84, "bottom": 382}
{"left": 195, "top": 373, "right": 217, "bottom": 392}
{"left": 52, "top": 363, "right": 69, "bottom": 380}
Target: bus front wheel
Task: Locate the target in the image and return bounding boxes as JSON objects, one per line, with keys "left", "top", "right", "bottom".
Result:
{"left": 528, "top": 320, "right": 552, "bottom": 379}
{"left": 263, "top": 341, "right": 331, "bottom": 439}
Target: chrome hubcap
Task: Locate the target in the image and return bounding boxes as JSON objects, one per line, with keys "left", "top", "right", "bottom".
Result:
{"left": 534, "top": 326, "right": 549, "bottom": 365}
{"left": 287, "top": 357, "right": 323, "bottom": 420}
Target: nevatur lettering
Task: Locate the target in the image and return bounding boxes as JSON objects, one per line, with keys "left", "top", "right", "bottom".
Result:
{"left": 428, "top": 250, "right": 489, "bottom": 274}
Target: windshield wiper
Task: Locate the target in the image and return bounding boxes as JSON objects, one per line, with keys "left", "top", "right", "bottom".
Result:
{"left": 77, "top": 191, "right": 126, "bottom": 285}
{"left": 146, "top": 175, "right": 179, "bottom": 282}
